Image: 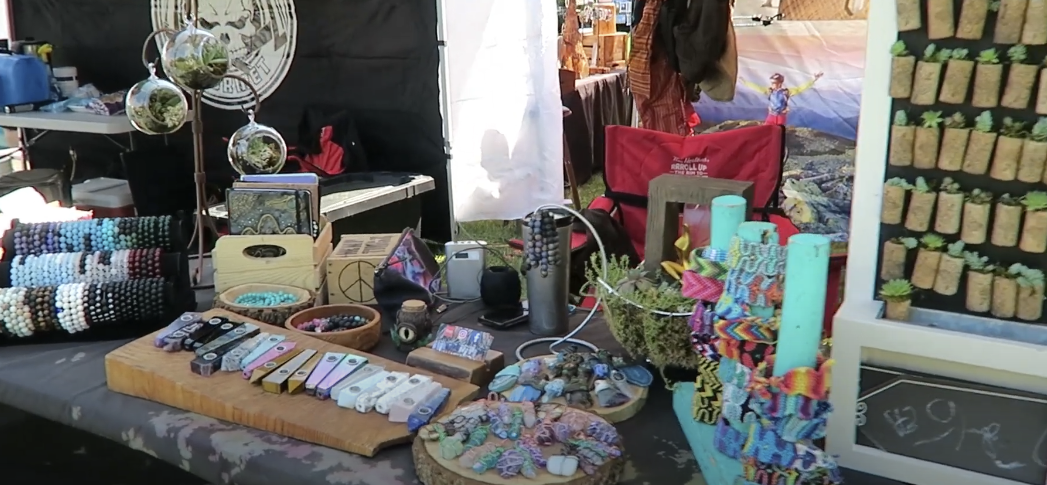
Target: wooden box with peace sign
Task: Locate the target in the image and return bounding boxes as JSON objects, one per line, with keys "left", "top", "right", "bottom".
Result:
{"left": 327, "top": 233, "right": 401, "bottom": 305}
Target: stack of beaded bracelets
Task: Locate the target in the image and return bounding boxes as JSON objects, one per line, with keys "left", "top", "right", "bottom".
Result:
{"left": 0, "top": 279, "right": 168, "bottom": 337}
{"left": 10, "top": 249, "right": 164, "bottom": 287}
{"left": 9, "top": 216, "right": 174, "bottom": 256}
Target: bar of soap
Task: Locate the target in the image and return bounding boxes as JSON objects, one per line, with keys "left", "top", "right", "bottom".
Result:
{"left": 375, "top": 375, "right": 432, "bottom": 414}
{"left": 389, "top": 382, "right": 442, "bottom": 423}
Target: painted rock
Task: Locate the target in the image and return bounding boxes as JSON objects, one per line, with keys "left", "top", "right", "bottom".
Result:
{"left": 619, "top": 364, "right": 654, "bottom": 387}
{"left": 508, "top": 385, "right": 542, "bottom": 402}
{"left": 541, "top": 378, "right": 565, "bottom": 402}
{"left": 547, "top": 455, "right": 579, "bottom": 476}
{"left": 488, "top": 364, "right": 521, "bottom": 392}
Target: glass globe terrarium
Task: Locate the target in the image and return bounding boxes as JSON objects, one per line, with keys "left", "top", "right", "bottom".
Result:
{"left": 160, "top": 18, "right": 229, "bottom": 91}
{"left": 227, "top": 110, "right": 287, "bottom": 175}
{"left": 125, "top": 63, "right": 188, "bottom": 135}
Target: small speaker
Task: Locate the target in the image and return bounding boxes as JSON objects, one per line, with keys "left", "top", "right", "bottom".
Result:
{"left": 444, "top": 241, "right": 486, "bottom": 300}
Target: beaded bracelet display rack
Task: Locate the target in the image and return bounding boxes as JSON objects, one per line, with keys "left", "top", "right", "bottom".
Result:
{"left": 10, "top": 216, "right": 174, "bottom": 256}
{"left": 10, "top": 249, "right": 164, "bottom": 287}
{"left": 0, "top": 278, "right": 168, "bottom": 338}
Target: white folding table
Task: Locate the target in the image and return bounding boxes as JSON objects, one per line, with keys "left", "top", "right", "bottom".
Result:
{"left": 0, "top": 111, "right": 138, "bottom": 167}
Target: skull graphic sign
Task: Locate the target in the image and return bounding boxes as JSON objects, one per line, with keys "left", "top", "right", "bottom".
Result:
{"left": 151, "top": 0, "right": 297, "bottom": 110}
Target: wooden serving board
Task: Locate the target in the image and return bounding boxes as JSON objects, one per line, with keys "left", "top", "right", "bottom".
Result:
{"left": 104, "top": 309, "right": 481, "bottom": 457}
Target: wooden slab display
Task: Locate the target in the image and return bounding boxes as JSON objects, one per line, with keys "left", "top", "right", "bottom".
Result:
{"left": 104, "top": 309, "right": 481, "bottom": 457}
{"left": 643, "top": 175, "right": 754, "bottom": 274}
{"left": 406, "top": 346, "right": 505, "bottom": 386}
{"left": 412, "top": 403, "right": 625, "bottom": 485}
{"left": 499, "top": 355, "right": 648, "bottom": 424}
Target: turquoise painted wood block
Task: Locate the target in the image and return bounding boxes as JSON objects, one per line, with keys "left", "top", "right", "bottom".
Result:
{"left": 774, "top": 233, "right": 831, "bottom": 376}
{"left": 710, "top": 195, "right": 747, "bottom": 252}
{"left": 672, "top": 383, "right": 743, "bottom": 485}
{"left": 734, "top": 221, "right": 779, "bottom": 318}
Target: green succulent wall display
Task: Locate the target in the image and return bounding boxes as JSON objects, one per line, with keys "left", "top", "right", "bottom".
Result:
{"left": 879, "top": 279, "right": 914, "bottom": 302}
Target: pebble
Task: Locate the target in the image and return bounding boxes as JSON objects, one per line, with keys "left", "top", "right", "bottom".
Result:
{"left": 234, "top": 291, "right": 299, "bottom": 307}
{"left": 297, "top": 313, "right": 370, "bottom": 333}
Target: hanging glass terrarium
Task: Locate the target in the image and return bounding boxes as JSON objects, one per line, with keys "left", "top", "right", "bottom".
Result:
{"left": 160, "top": 16, "right": 229, "bottom": 91}
{"left": 125, "top": 63, "right": 188, "bottom": 135}
{"left": 227, "top": 110, "right": 287, "bottom": 175}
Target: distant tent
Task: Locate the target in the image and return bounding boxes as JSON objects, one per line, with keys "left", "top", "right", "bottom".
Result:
{"left": 778, "top": 0, "right": 868, "bottom": 20}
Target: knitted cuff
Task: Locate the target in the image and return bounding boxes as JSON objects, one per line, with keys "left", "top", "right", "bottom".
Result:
{"left": 750, "top": 393, "right": 832, "bottom": 442}
{"left": 714, "top": 316, "right": 779, "bottom": 343}
{"left": 742, "top": 424, "right": 841, "bottom": 476}
{"left": 718, "top": 358, "right": 758, "bottom": 430}
{"left": 742, "top": 458, "right": 843, "bottom": 485}
{"left": 728, "top": 237, "right": 788, "bottom": 275}
{"left": 717, "top": 338, "right": 775, "bottom": 369}
{"left": 748, "top": 360, "right": 834, "bottom": 401}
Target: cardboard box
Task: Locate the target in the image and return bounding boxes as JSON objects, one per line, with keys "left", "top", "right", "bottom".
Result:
{"left": 327, "top": 234, "right": 400, "bottom": 305}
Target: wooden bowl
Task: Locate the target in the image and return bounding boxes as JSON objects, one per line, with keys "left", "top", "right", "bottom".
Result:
{"left": 214, "top": 283, "right": 315, "bottom": 326}
{"left": 285, "top": 304, "right": 382, "bottom": 351}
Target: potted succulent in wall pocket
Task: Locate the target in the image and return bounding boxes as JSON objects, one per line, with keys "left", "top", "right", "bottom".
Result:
{"left": 881, "top": 236, "right": 917, "bottom": 280}
{"left": 972, "top": 48, "right": 1003, "bottom": 108}
{"left": 1002, "top": 45, "right": 1038, "bottom": 109}
{"left": 905, "top": 177, "right": 936, "bottom": 231}
{"left": 935, "top": 177, "right": 963, "bottom": 234}
{"left": 881, "top": 279, "right": 915, "bottom": 321}
{"left": 992, "top": 193, "right": 1024, "bottom": 247}
{"left": 962, "top": 188, "right": 994, "bottom": 244}
{"left": 927, "top": 0, "right": 956, "bottom": 39}
{"left": 890, "top": 41, "right": 916, "bottom": 99}
{"left": 938, "top": 112, "right": 970, "bottom": 170}
{"left": 1021, "top": 0, "right": 1046, "bottom": 45}
{"left": 895, "top": 0, "right": 922, "bottom": 31}
{"left": 956, "top": 0, "right": 991, "bottom": 40}
{"left": 990, "top": 116, "right": 1028, "bottom": 181}
{"left": 1019, "top": 117, "right": 1047, "bottom": 182}
{"left": 962, "top": 111, "right": 998, "bottom": 174}
{"left": 940, "top": 50, "right": 974, "bottom": 104}
{"left": 933, "top": 240, "right": 966, "bottom": 295}
{"left": 992, "top": 263, "right": 1022, "bottom": 318}
{"left": 994, "top": 0, "right": 1028, "bottom": 45}
{"left": 1015, "top": 265, "right": 1046, "bottom": 321}
{"left": 912, "top": 233, "right": 946, "bottom": 289}
{"left": 881, "top": 177, "right": 912, "bottom": 224}
{"left": 1019, "top": 191, "right": 1047, "bottom": 253}
{"left": 912, "top": 45, "right": 947, "bottom": 106}
{"left": 889, "top": 111, "right": 916, "bottom": 166}
{"left": 1038, "top": 56, "right": 1047, "bottom": 114}
{"left": 964, "top": 251, "right": 996, "bottom": 312}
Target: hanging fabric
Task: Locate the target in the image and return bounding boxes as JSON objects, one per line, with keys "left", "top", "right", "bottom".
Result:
{"left": 628, "top": 0, "right": 690, "bottom": 135}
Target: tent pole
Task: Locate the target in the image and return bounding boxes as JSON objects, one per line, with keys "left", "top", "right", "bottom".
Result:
{"left": 434, "top": 0, "right": 457, "bottom": 240}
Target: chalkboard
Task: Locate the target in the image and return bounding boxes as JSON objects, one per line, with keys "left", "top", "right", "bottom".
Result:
{"left": 856, "top": 365, "right": 1047, "bottom": 484}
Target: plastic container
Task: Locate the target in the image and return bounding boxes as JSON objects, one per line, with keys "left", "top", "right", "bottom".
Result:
{"left": 52, "top": 66, "right": 78, "bottom": 98}
{"left": 0, "top": 53, "right": 51, "bottom": 106}
{"left": 72, "top": 178, "right": 135, "bottom": 217}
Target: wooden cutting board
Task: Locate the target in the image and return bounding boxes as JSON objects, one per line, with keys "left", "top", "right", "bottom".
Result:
{"left": 104, "top": 309, "right": 481, "bottom": 457}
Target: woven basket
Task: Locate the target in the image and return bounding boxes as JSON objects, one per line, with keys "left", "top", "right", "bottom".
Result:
{"left": 214, "top": 283, "right": 315, "bottom": 326}
{"left": 285, "top": 304, "right": 381, "bottom": 351}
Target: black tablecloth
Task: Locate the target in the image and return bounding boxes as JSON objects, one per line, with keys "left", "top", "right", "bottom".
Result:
{"left": 563, "top": 71, "right": 633, "bottom": 185}
{"left": 0, "top": 303, "right": 708, "bottom": 485}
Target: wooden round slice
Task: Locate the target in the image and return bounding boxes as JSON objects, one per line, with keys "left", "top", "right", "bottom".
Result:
{"left": 498, "top": 355, "right": 648, "bottom": 423}
{"left": 412, "top": 403, "right": 625, "bottom": 485}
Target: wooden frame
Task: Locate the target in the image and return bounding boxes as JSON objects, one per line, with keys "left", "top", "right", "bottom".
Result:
{"left": 643, "top": 174, "right": 754, "bottom": 273}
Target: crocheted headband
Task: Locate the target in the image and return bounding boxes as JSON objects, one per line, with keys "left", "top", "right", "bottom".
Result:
{"left": 747, "top": 360, "right": 834, "bottom": 401}
{"left": 717, "top": 339, "right": 775, "bottom": 369}
{"left": 714, "top": 315, "right": 779, "bottom": 343}
{"left": 727, "top": 237, "right": 788, "bottom": 276}
{"left": 692, "top": 357, "right": 723, "bottom": 424}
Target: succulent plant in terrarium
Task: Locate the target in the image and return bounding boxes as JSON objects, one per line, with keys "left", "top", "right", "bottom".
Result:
{"left": 615, "top": 268, "right": 655, "bottom": 294}
{"left": 940, "top": 177, "right": 961, "bottom": 193}
{"left": 1008, "top": 44, "right": 1029, "bottom": 64}
{"left": 892, "top": 236, "right": 918, "bottom": 249}
{"left": 227, "top": 110, "right": 288, "bottom": 175}
{"left": 912, "top": 176, "right": 932, "bottom": 193}
{"left": 923, "top": 44, "right": 946, "bottom": 63}
{"left": 921, "top": 233, "right": 946, "bottom": 250}
{"left": 963, "top": 251, "right": 993, "bottom": 272}
{"left": 880, "top": 279, "right": 915, "bottom": 321}
{"left": 125, "top": 64, "right": 188, "bottom": 136}
{"left": 1021, "top": 191, "right": 1047, "bottom": 211}
{"left": 946, "top": 240, "right": 965, "bottom": 257}
{"left": 951, "top": 49, "right": 969, "bottom": 61}
{"left": 886, "top": 177, "right": 912, "bottom": 189}
{"left": 967, "top": 188, "right": 993, "bottom": 204}
{"left": 161, "top": 19, "right": 230, "bottom": 91}
{"left": 944, "top": 112, "right": 966, "bottom": 129}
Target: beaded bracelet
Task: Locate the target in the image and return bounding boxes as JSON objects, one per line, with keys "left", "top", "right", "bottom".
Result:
{"left": 11, "top": 249, "right": 164, "bottom": 287}
{"left": 1, "top": 279, "right": 168, "bottom": 338}
{"left": 714, "top": 316, "right": 779, "bottom": 344}
{"left": 692, "top": 356, "right": 723, "bottom": 424}
{"left": 747, "top": 360, "right": 834, "bottom": 402}
{"left": 12, "top": 216, "right": 174, "bottom": 256}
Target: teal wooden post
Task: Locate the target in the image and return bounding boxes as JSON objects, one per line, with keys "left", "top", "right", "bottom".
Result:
{"left": 710, "top": 195, "right": 747, "bottom": 252}
{"left": 774, "top": 233, "right": 831, "bottom": 376}
{"left": 735, "top": 221, "right": 778, "bottom": 318}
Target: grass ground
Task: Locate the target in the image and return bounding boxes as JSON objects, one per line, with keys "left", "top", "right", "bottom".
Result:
{"left": 452, "top": 177, "right": 606, "bottom": 271}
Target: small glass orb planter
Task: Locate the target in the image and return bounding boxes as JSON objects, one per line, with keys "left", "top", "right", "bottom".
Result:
{"left": 160, "top": 17, "right": 229, "bottom": 91}
{"left": 125, "top": 63, "right": 188, "bottom": 135}
{"left": 227, "top": 110, "right": 287, "bottom": 175}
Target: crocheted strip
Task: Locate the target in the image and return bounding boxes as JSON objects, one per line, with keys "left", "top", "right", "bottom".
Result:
{"left": 751, "top": 392, "right": 833, "bottom": 422}
{"left": 742, "top": 458, "right": 842, "bottom": 485}
{"left": 694, "top": 256, "right": 730, "bottom": 280}
{"left": 715, "top": 316, "right": 779, "bottom": 343}
{"left": 748, "top": 360, "right": 834, "bottom": 401}
{"left": 714, "top": 293, "right": 746, "bottom": 319}
{"left": 691, "top": 334, "right": 721, "bottom": 361}
{"left": 723, "top": 270, "right": 784, "bottom": 308}
{"left": 701, "top": 247, "right": 729, "bottom": 263}
{"left": 714, "top": 417, "right": 746, "bottom": 459}
{"left": 718, "top": 339, "right": 776, "bottom": 369}
{"left": 741, "top": 423, "right": 841, "bottom": 474}
{"left": 727, "top": 237, "right": 788, "bottom": 276}
{"left": 693, "top": 368, "right": 724, "bottom": 424}
{"left": 682, "top": 270, "right": 726, "bottom": 302}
